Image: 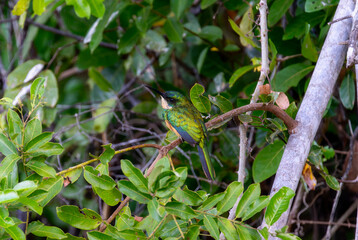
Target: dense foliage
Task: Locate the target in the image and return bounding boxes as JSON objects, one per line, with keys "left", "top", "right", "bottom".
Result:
{"left": 0, "top": 0, "right": 355, "bottom": 239}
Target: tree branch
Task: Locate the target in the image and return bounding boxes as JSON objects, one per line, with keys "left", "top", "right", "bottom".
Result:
{"left": 260, "top": 0, "right": 355, "bottom": 236}
{"left": 25, "top": 19, "right": 118, "bottom": 50}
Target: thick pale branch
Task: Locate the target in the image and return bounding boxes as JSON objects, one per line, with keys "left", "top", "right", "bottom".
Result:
{"left": 261, "top": 0, "right": 355, "bottom": 236}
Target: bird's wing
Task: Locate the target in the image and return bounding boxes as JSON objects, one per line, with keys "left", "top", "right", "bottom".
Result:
{"left": 166, "top": 109, "right": 202, "bottom": 146}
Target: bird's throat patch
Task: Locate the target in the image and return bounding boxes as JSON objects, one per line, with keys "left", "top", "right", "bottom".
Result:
{"left": 161, "top": 97, "right": 172, "bottom": 109}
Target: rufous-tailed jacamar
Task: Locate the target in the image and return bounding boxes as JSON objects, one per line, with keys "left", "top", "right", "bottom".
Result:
{"left": 146, "top": 86, "right": 215, "bottom": 180}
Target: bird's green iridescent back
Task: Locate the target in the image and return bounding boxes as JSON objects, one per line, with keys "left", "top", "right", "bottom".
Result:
{"left": 163, "top": 99, "right": 207, "bottom": 145}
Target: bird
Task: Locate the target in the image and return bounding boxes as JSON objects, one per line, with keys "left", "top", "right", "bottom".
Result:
{"left": 146, "top": 85, "right": 215, "bottom": 180}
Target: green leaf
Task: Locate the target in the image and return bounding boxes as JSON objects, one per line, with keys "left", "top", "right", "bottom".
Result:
{"left": 154, "top": 168, "right": 187, "bottom": 198}
{"left": 147, "top": 198, "right": 165, "bottom": 222}
{"left": 171, "top": 0, "right": 192, "bottom": 19}
{"left": 117, "top": 180, "right": 152, "bottom": 204}
{"left": 259, "top": 227, "right": 269, "bottom": 240}
{"left": 24, "top": 132, "right": 53, "bottom": 152}
{"left": 65, "top": 0, "right": 91, "bottom": 18}
{"left": 173, "top": 186, "right": 203, "bottom": 206}
{"left": 277, "top": 232, "right": 301, "bottom": 240}
{"left": 239, "top": 7, "right": 254, "bottom": 47}
{"left": 99, "top": 144, "right": 115, "bottom": 165}
{"left": 24, "top": 118, "right": 42, "bottom": 145}
{"left": 197, "top": 47, "right": 209, "bottom": 73}
{"left": 190, "top": 83, "right": 211, "bottom": 114}
{"left": 165, "top": 202, "right": 197, "bottom": 220}
{"left": 272, "top": 63, "right": 314, "bottom": 92}
{"left": 218, "top": 218, "right": 237, "bottom": 240}
{"left": 236, "top": 224, "right": 256, "bottom": 240}
{"left": 0, "top": 133, "right": 18, "bottom": 156}
{"left": 203, "top": 215, "right": 220, "bottom": 240}
{"left": 236, "top": 183, "right": 261, "bottom": 218}
{"left": 268, "top": 0, "right": 294, "bottom": 27}
{"left": 201, "top": 0, "right": 216, "bottom": 9}
{"left": 185, "top": 225, "right": 200, "bottom": 240}
{"left": 198, "top": 192, "right": 225, "bottom": 211}
{"left": 322, "top": 146, "right": 335, "bottom": 160}
{"left": 238, "top": 114, "right": 253, "bottom": 123}
{"left": 0, "top": 213, "right": 15, "bottom": 228}
{"left": 241, "top": 196, "right": 270, "bottom": 221}
{"left": 339, "top": 74, "right": 355, "bottom": 110}
{"left": 0, "top": 154, "right": 21, "bottom": 180}
{"left": 93, "top": 186, "right": 121, "bottom": 206}
{"left": 63, "top": 167, "right": 83, "bottom": 184}
{"left": 86, "top": 2, "right": 127, "bottom": 52}
{"left": 305, "top": 0, "right": 339, "bottom": 12}
{"left": 13, "top": 180, "right": 38, "bottom": 197}
{"left": 93, "top": 98, "right": 116, "bottom": 133}
{"left": 57, "top": 205, "right": 102, "bottom": 230}
{"left": 89, "top": 67, "right": 113, "bottom": 92}
{"left": 7, "top": 109, "right": 22, "bottom": 145}
{"left": 285, "top": 102, "right": 298, "bottom": 119}
{"left": 121, "top": 160, "right": 149, "bottom": 193}
{"left": 118, "top": 26, "right": 141, "bottom": 55}
{"left": 324, "top": 175, "right": 340, "bottom": 190}
{"left": 87, "top": 231, "right": 117, "bottom": 240}
{"left": 199, "top": 26, "right": 223, "bottom": 42}
{"left": 84, "top": 166, "right": 116, "bottom": 190}
{"left": 229, "top": 19, "right": 258, "bottom": 48}
{"left": 209, "top": 95, "right": 233, "bottom": 113}
{"left": 27, "top": 142, "right": 64, "bottom": 157}
{"left": 0, "top": 190, "right": 19, "bottom": 204}
{"left": 26, "top": 160, "right": 56, "bottom": 178}
{"left": 135, "top": 6, "right": 151, "bottom": 33}
{"left": 217, "top": 181, "right": 243, "bottom": 214}
{"left": 18, "top": 197, "right": 43, "bottom": 215}
{"left": 164, "top": 17, "right": 184, "bottom": 43}
{"left": 253, "top": 141, "right": 285, "bottom": 183}
{"left": 265, "top": 187, "right": 295, "bottom": 226}
{"left": 229, "top": 65, "right": 258, "bottom": 88}
{"left": 30, "top": 77, "right": 45, "bottom": 106}
{"left": 36, "top": 176, "right": 63, "bottom": 206}
{"left": 33, "top": 0, "right": 45, "bottom": 15}
{"left": 11, "top": 0, "right": 30, "bottom": 15}
{"left": 5, "top": 60, "right": 44, "bottom": 100}
{"left": 87, "top": 0, "right": 105, "bottom": 18}
{"left": 38, "top": 70, "right": 59, "bottom": 107}
{"left": 28, "top": 221, "right": 66, "bottom": 239}
{"left": 117, "top": 229, "right": 147, "bottom": 240}
{"left": 302, "top": 29, "right": 318, "bottom": 62}
{"left": 4, "top": 225, "right": 26, "bottom": 240}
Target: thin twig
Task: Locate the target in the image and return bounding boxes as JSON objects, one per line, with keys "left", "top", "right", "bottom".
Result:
{"left": 25, "top": 19, "right": 117, "bottom": 49}
{"left": 56, "top": 144, "right": 162, "bottom": 176}
{"left": 291, "top": 219, "right": 355, "bottom": 228}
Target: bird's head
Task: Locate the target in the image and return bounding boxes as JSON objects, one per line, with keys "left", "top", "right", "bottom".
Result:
{"left": 145, "top": 86, "right": 188, "bottom": 109}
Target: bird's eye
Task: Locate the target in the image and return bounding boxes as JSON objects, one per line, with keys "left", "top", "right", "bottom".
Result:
{"left": 169, "top": 98, "right": 175, "bottom": 103}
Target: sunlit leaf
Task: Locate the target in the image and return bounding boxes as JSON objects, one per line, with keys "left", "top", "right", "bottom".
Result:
{"left": 190, "top": 83, "right": 211, "bottom": 114}
{"left": 217, "top": 181, "right": 243, "bottom": 214}
{"left": 165, "top": 202, "right": 197, "bottom": 220}
{"left": 265, "top": 187, "right": 295, "bottom": 226}
{"left": 57, "top": 205, "right": 102, "bottom": 230}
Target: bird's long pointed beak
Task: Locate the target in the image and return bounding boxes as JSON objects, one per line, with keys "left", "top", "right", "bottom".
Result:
{"left": 145, "top": 85, "right": 166, "bottom": 98}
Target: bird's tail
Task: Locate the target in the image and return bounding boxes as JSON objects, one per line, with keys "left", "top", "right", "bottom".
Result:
{"left": 197, "top": 141, "right": 215, "bottom": 180}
